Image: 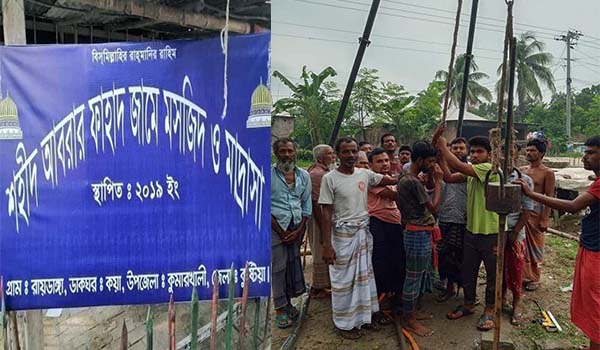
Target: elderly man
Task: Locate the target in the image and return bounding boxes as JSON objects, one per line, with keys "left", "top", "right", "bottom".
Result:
{"left": 307, "top": 144, "right": 335, "bottom": 298}
{"left": 271, "top": 138, "right": 312, "bottom": 329}
{"left": 319, "top": 137, "right": 397, "bottom": 339}
{"left": 357, "top": 151, "right": 370, "bottom": 169}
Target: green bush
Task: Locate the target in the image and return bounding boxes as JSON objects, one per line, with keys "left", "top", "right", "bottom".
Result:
{"left": 296, "top": 149, "right": 314, "bottom": 162}
{"left": 270, "top": 149, "right": 314, "bottom": 166}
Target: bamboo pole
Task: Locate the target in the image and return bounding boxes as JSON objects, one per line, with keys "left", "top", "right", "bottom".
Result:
{"left": 145, "top": 306, "right": 153, "bottom": 350}
{"left": 440, "top": 0, "right": 463, "bottom": 124}
{"left": 239, "top": 262, "right": 250, "bottom": 350}
{"left": 493, "top": 215, "right": 507, "bottom": 350}
{"left": 190, "top": 287, "right": 199, "bottom": 350}
{"left": 226, "top": 264, "right": 235, "bottom": 350}
{"left": 120, "top": 320, "right": 128, "bottom": 350}
{"left": 252, "top": 298, "right": 261, "bottom": 350}
{"left": 169, "top": 293, "right": 176, "bottom": 350}
{"left": 547, "top": 228, "right": 579, "bottom": 241}
{"left": 210, "top": 274, "right": 219, "bottom": 350}
{"left": 493, "top": 33, "right": 518, "bottom": 350}
{"left": 261, "top": 298, "right": 270, "bottom": 350}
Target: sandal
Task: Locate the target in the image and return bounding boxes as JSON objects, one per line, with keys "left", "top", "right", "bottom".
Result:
{"left": 436, "top": 291, "right": 455, "bottom": 303}
{"left": 477, "top": 314, "right": 495, "bottom": 331}
{"left": 309, "top": 288, "right": 330, "bottom": 299}
{"left": 502, "top": 303, "right": 513, "bottom": 315}
{"left": 511, "top": 312, "right": 523, "bottom": 325}
{"left": 275, "top": 312, "right": 293, "bottom": 329}
{"left": 336, "top": 327, "right": 362, "bottom": 339}
{"left": 362, "top": 321, "right": 382, "bottom": 332}
{"left": 285, "top": 304, "right": 300, "bottom": 321}
{"left": 373, "top": 311, "right": 393, "bottom": 325}
{"left": 447, "top": 305, "right": 475, "bottom": 320}
{"left": 525, "top": 282, "right": 540, "bottom": 291}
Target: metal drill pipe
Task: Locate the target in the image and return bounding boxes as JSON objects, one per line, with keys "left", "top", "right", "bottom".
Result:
{"left": 328, "top": 0, "right": 381, "bottom": 145}
{"left": 456, "top": 0, "right": 480, "bottom": 136}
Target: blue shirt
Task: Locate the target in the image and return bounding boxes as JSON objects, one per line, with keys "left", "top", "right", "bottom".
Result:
{"left": 271, "top": 165, "right": 312, "bottom": 240}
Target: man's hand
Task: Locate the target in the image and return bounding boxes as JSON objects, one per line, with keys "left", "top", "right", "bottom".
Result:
{"left": 538, "top": 217, "right": 549, "bottom": 231}
{"left": 432, "top": 163, "right": 444, "bottom": 183}
{"left": 281, "top": 227, "right": 302, "bottom": 244}
{"left": 508, "top": 230, "right": 519, "bottom": 242}
{"left": 513, "top": 178, "right": 534, "bottom": 197}
{"left": 323, "top": 245, "right": 336, "bottom": 265}
{"left": 432, "top": 122, "right": 446, "bottom": 146}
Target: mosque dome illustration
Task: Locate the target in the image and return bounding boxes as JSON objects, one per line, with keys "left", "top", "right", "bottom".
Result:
{"left": 246, "top": 82, "right": 272, "bottom": 128}
{"left": 0, "top": 95, "right": 23, "bottom": 140}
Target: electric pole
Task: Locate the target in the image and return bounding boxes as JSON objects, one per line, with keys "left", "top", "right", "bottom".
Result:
{"left": 555, "top": 30, "right": 582, "bottom": 140}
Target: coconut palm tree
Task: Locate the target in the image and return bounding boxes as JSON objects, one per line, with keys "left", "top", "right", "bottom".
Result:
{"left": 435, "top": 53, "right": 493, "bottom": 108}
{"left": 273, "top": 66, "right": 337, "bottom": 146}
{"left": 496, "top": 31, "right": 556, "bottom": 118}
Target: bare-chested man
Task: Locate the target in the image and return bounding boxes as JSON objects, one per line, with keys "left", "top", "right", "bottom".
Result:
{"left": 520, "top": 138, "right": 555, "bottom": 291}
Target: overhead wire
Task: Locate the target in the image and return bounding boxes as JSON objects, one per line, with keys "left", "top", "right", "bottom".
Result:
{"left": 273, "top": 20, "right": 502, "bottom": 53}
{"left": 381, "top": 0, "right": 567, "bottom": 35}
{"left": 272, "top": 32, "right": 502, "bottom": 61}
{"left": 294, "top": 0, "right": 558, "bottom": 41}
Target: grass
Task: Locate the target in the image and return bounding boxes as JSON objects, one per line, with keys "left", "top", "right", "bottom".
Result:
{"left": 516, "top": 234, "right": 586, "bottom": 349}
{"left": 520, "top": 319, "right": 587, "bottom": 349}
{"left": 545, "top": 235, "right": 578, "bottom": 262}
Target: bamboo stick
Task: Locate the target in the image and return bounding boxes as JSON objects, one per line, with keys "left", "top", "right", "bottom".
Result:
{"left": 547, "top": 228, "right": 579, "bottom": 241}
{"left": 190, "top": 287, "right": 199, "bottom": 350}
{"left": 302, "top": 234, "right": 308, "bottom": 269}
{"left": 493, "top": 215, "right": 507, "bottom": 350}
{"left": 210, "top": 273, "right": 219, "bottom": 350}
{"left": 440, "top": 0, "right": 463, "bottom": 124}
{"left": 239, "top": 262, "right": 250, "bottom": 350}
{"left": 145, "top": 306, "right": 153, "bottom": 350}
{"left": 120, "top": 320, "right": 128, "bottom": 350}
{"left": 226, "top": 264, "right": 235, "bottom": 350}
{"left": 169, "top": 293, "right": 176, "bottom": 350}
{"left": 252, "top": 298, "right": 261, "bottom": 350}
{"left": 262, "top": 298, "right": 270, "bottom": 350}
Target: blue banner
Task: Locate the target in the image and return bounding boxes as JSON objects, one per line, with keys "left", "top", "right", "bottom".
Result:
{"left": 0, "top": 33, "right": 271, "bottom": 310}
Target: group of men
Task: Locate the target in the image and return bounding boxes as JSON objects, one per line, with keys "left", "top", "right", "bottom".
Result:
{"left": 270, "top": 127, "right": 600, "bottom": 349}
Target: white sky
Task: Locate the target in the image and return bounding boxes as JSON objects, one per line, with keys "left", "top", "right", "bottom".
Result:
{"left": 271, "top": 0, "right": 600, "bottom": 102}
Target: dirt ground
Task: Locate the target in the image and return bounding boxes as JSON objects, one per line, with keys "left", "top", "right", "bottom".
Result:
{"left": 272, "top": 219, "right": 587, "bottom": 350}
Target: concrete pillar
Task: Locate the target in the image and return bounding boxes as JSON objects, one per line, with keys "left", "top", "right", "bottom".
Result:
{"left": 2, "top": 0, "right": 27, "bottom": 45}
{"left": 23, "top": 311, "right": 44, "bottom": 350}
{"left": 3, "top": 1, "right": 44, "bottom": 349}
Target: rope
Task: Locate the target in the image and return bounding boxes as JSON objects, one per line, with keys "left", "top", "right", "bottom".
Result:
{"left": 220, "top": 0, "right": 231, "bottom": 120}
{"left": 490, "top": 0, "right": 514, "bottom": 173}
{"left": 440, "top": 0, "right": 463, "bottom": 124}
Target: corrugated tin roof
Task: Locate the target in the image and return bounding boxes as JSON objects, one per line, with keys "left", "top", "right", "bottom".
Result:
{"left": 7, "top": 0, "right": 269, "bottom": 38}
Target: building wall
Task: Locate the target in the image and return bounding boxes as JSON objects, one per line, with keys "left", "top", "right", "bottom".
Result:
{"left": 271, "top": 115, "right": 294, "bottom": 144}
